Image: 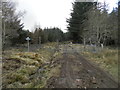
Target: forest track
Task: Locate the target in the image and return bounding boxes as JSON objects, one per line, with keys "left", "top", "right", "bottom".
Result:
{"left": 46, "top": 45, "right": 118, "bottom": 88}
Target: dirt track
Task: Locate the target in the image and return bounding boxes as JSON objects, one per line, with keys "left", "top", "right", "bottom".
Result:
{"left": 46, "top": 45, "right": 118, "bottom": 88}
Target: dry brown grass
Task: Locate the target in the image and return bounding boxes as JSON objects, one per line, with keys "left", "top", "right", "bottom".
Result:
{"left": 2, "top": 42, "right": 62, "bottom": 88}
{"left": 81, "top": 46, "right": 118, "bottom": 81}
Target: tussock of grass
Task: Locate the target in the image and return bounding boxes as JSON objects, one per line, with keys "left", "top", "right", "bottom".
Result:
{"left": 3, "top": 42, "right": 62, "bottom": 88}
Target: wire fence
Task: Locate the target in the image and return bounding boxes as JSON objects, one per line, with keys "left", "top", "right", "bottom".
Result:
{"left": 59, "top": 44, "right": 104, "bottom": 54}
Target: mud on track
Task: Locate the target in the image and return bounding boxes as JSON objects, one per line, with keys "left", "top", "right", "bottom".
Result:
{"left": 46, "top": 45, "right": 118, "bottom": 88}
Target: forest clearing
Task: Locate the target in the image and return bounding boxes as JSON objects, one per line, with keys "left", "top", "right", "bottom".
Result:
{"left": 1, "top": 0, "right": 119, "bottom": 89}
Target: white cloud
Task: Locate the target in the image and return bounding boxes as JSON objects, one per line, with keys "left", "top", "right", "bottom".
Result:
{"left": 16, "top": 0, "right": 73, "bottom": 32}
{"left": 98, "top": 0, "right": 118, "bottom": 12}
{"left": 15, "top": 0, "right": 118, "bottom": 32}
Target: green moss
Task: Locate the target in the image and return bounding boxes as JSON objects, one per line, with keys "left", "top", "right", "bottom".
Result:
{"left": 3, "top": 42, "right": 61, "bottom": 88}
{"left": 7, "top": 82, "right": 22, "bottom": 88}
{"left": 17, "top": 65, "right": 37, "bottom": 75}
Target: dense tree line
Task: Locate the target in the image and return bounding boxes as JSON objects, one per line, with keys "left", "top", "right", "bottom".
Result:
{"left": 2, "top": 1, "right": 65, "bottom": 47}
{"left": 2, "top": 1, "right": 68, "bottom": 47}
{"left": 30, "top": 27, "right": 65, "bottom": 44}
{"left": 2, "top": 0, "right": 118, "bottom": 48}
{"left": 67, "top": 1, "right": 118, "bottom": 47}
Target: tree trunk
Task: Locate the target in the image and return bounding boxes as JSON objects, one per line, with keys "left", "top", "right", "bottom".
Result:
{"left": 83, "top": 38, "right": 86, "bottom": 51}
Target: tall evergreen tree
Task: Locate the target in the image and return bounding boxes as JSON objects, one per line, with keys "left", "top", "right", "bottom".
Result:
{"left": 2, "top": 1, "right": 24, "bottom": 46}
{"left": 67, "top": 2, "right": 95, "bottom": 43}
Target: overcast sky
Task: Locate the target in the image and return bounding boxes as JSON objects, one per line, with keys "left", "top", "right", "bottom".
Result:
{"left": 14, "top": 0, "right": 118, "bottom": 32}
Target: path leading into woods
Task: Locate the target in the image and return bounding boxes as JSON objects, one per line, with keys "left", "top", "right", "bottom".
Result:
{"left": 46, "top": 45, "right": 118, "bottom": 88}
